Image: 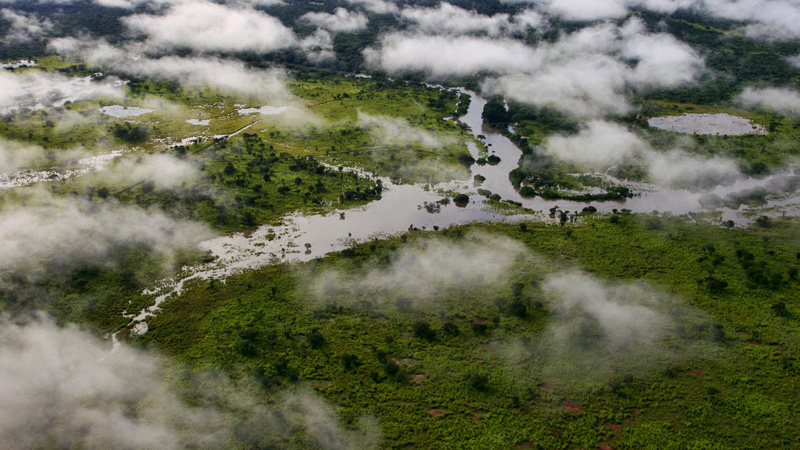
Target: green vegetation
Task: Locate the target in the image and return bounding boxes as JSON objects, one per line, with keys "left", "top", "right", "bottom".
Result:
{"left": 134, "top": 215, "right": 800, "bottom": 449}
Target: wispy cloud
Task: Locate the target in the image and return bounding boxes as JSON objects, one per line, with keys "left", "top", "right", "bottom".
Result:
{"left": 0, "top": 315, "right": 381, "bottom": 449}
{"left": 122, "top": 0, "right": 297, "bottom": 54}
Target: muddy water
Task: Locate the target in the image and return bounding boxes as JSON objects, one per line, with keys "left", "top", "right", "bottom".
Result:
{"left": 128, "top": 88, "right": 798, "bottom": 334}
{"left": 648, "top": 113, "right": 767, "bottom": 136}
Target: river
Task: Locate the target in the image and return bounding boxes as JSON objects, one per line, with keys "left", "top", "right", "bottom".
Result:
{"left": 125, "top": 87, "right": 800, "bottom": 335}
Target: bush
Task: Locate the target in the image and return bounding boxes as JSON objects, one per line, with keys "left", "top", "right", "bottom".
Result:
{"left": 442, "top": 321, "right": 459, "bottom": 337}
{"left": 308, "top": 329, "right": 325, "bottom": 349}
{"left": 342, "top": 354, "right": 360, "bottom": 371}
{"left": 466, "top": 373, "right": 489, "bottom": 391}
{"left": 453, "top": 193, "right": 470, "bottom": 205}
{"left": 519, "top": 186, "right": 536, "bottom": 198}
{"left": 471, "top": 323, "right": 488, "bottom": 335}
{"left": 413, "top": 321, "right": 436, "bottom": 341}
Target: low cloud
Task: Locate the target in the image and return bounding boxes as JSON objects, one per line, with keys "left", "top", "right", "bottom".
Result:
{"left": 0, "top": 316, "right": 380, "bottom": 449}
{"left": 345, "top": 0, "right": 400, "bottom": 15}
{"left": 543, "top": 120, "right": 741, "bottom": 186}
{"left": 300, "top": 7, "right": 369, "bottom": 33}
{"left": 358, "top": 112, "right": 455, "bottom": 149}
{"left": 368, "top": 18, "right": 703, "bottom": 117}
{"left": 523, "top": 0, "right": 800, "bottom": 41}
{"left": 307, "top": 232, "right": 528, "bottom": 308}
{"left": 108, "top": 154, "right": 201, "bottom": 189}
{"left": 0, "top": 69, "right": 124, "bottom": 114}
{"left": 122, "top": 0, "right": 297, "bottom": 54}
{"left": 0, "top": 138, "right": 48, "bottom": 174}
{"left": 1, "top": 9, "right": 53, "bottom": 43}
{"left": 0, "top": 188, "right": 211, "bottom": 274}
{"left": 507, "top": 271, "right": 713, "bottom": 390}
{"left": 52, "top": 38, "right": 296, "bottom": 103}
{"left": 736, "top": 86, "right": 800, "bottom": 116}
{"left": 399, "top": 3, "right": 544, "bottom": 36}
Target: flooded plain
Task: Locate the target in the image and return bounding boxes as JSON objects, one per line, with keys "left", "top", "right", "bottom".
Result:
{"left": 648, "top": 113, "right": 767, "bottom": 135}
{"left": 127, "top": 88, "right": 800, "bottom": 334}
{"left": 99, "top": 105, "right": 155, "bottom": 118}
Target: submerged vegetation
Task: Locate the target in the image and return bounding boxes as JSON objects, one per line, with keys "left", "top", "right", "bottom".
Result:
{"left": 3, "top": 0, "right": 800, "bottom": 448}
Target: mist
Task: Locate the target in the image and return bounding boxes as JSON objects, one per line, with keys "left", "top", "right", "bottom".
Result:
{"left": 0, "top": 187, "right": 212, "bottom": 274}
{"left": 0, "top": 315, "right": 380, "bottom": 450}
{"left": 367, "top": 17, "right": 703, "bottom": 117}
{"left": 122, "top": 0, "right": 297, "bottom": 54}
{"left": 737, "top": 86, "right": 800, "bottom": 116}
{"left": 507, "top": 271, "right": 714, "bottom": 390}
{"left": 300, "top": 7, "right": 369, "bottom": 33}
{"left": 542, "top": 120, "right": 742, "bottom": 186}
{"left": 51, "top": 38, "right": 297, "bottom": 103}
{"left": 1, "top": 9, "right": 53, "bottom": 43}
{"left": 306, "top": 232, "right": 529, "bottom": 309}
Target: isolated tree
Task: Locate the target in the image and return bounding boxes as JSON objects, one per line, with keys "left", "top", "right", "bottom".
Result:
{"left": 412, "top": 321, "right": 436, "bottom": 341}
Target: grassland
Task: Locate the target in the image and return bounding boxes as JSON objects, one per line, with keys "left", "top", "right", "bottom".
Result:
{"left": 135, "top": 215, "right": 800, "bottom": 449}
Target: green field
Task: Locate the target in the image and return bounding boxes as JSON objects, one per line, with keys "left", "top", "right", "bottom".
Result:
{"left": 134, "top": 215, "right": 800, "bottom": 449}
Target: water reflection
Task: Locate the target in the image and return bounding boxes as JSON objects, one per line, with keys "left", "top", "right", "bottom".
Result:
{"left": 129, "top": 88, "right": 798, "bottom": 334}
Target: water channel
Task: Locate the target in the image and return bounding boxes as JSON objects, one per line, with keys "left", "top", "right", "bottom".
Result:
{"left": 126, "top": 88, "right": 800, "bottom": 335}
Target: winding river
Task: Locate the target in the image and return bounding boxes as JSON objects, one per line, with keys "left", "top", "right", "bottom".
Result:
{"left": 125, "top": 88, "right": 800, "bottom": 335}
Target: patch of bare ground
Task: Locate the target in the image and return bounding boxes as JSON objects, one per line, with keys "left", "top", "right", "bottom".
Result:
{"left": 480, "top": 340, "right": 502, "bottom": 353}
{"left": 428, "top": 409, "right": 445, "bottom": 416}
{"left": 472, "top": 411, "right": 486, "bottom": 422}
{"left": 392, "top": 358, "right": 420, "bottom": 367}
{"left": 563, "top": 401, "right": 584, "bottom": 413}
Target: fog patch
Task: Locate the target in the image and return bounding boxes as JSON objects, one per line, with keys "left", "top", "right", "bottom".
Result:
{"left": 1, "top": 9, "right": 53, "bottom": 43}
{"left": 107, "top": 153, "right": 201, "bottom": 189}
{"left": 345, "top": 0, "right": 400, "bottom": 14}
{"left": 0, "top": 188, "right": 211, "bottom": 274}
{"left": 52, "top": 38, "right": 297, "bottom": 104}
{"left": 544, "top": 120, "right": 742, "bottom": 187}
{"left": 0, "top": 69, "right": 124, "bottom": 114}
{"left": 398, "top": 3, "right": 545, "bottom": 36}
{"left": 306, "top": 232, "right": 528, "bottom": 309}
{"left": 367, "top": 18, "right": 702, "bottom": 117}
{"left": 0, "top": 138, "right": 48, "bottom": 174}
{"left": 507, "top": 272, "right": 713, "bottom": 390}
{"left": 0, "top": 316, "right": 380, "bottom": 450}
{"left": 300, "top": 7, "right": 369, "bottom": 33}
{"left": 736, "top": 87, "right": 800, "bottom": 116}
{"left": 358, "top": 112, "right": 455, "bottom": 149}
{"left": 122, "top": 0, "right": 297, "bottom": 54}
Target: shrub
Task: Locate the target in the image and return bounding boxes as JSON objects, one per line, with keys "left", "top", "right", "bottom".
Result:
{"left": 412, "top": 321, "right": 436, "bottom": 341}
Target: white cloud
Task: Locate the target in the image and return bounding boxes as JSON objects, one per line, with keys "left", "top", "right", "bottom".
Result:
{"left": 364, "top": 34, "right": 539, "bottom": 77}
{"left": 542, "top": 120, "right": 741, "bottom": 186}
{"left": 399, "top": 3, "right": 544, "bottom": 36}
{"left": 51, "top": 38, "right": 296, "bottom": 102}
{"left": 0, "top": 189, "right": 211, "bottom": 272}
{"left": 358, "top": 112, "right": 456, "bottom": 149}
{"left": 123, "top": 0, "right": 296, "bottom": 53}
{"left": 736, "top": 86, "right": 800, "bottom": 116}
{"left": 300, "top": 7, "right": 369, "bottom": 33}
{"left": 345, "top": 0, "right": 400, "bottom": 15}
{"left": 1, "top": 10, "right": 53, "bottom": 43}
{"left": 0, "top": 316, "right": 381, "bottom": 449}
{"left": 0, "top": 138, "right": 47, "bottom": 174}
{"left": 545, "top": 120, "right": 645, "bottom": 165}
{"left": 539, "top": 0, "right": 630, "bottom": 21}
{"left": 308, "top": 232, "right": 528, "bottom": 307}
{"left": 368, "top": 18, "right": 702, "bottom": 117}
{"left": 109, "top": 154, "right": 201, "bottom": 189}
{"left": 0, "top": 69, "right": 124, "bottom": 114}
{"left": 511, "top": 271, "right": 712, "bottom": 390}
